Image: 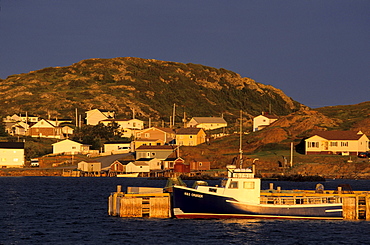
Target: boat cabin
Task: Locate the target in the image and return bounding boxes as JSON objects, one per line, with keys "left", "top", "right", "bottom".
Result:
{"left": 194, "top": 165, "right": 261, "bottom": 204}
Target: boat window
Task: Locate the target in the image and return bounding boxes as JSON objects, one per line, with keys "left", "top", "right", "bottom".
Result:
{"left": 243, "top": 181, "right": 255, "bottom": 189}
{"left": 229, "top": 181, "right": 238, "bottom": 189}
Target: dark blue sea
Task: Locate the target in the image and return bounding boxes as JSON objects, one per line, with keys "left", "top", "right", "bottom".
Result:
{"left": 2, "top": 177, "right": 370, "bottom": 245}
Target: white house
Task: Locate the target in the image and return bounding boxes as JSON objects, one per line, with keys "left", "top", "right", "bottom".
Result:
{"left": 104, "top": 142, "right": 132, "bottom": 154}
{"left": 253, "top": 113, "right": 278, "bottom": 132}
{"left": 52, "top": 139, "right": 90, "bottom": 155}
{"left": 135, "top": 158, "right": 162, "bottom": 171}
{"left": 125, "top": 162, "right": 150, "bottom": 173}
{"left": 77, "top": 161, "right": 101, "bottom": 172}
{"left": 5, "top": 121, "right": 29, "bottom": 136}
{"left": 0, "top": 142, "right": 24, "bottom": 168}
{"left": 305, "top": 131, "right": 370, "bottom": 155}
{"left": 28, "top": 119, "right": 64, "bottom": 139}
{"left": 100, "top": 118, "right": 144, "bottom": 138}
{"left": 5, "top": 113, "right": 39, "bottom": 123}
{"left": 100, "top": 118, "right": 144, "bottom": 130}
{"left": 85, "top": 109, "right": 115, "bottom": 125}
{"left": 187, "top": 117, "right": 227, "bottom": 130}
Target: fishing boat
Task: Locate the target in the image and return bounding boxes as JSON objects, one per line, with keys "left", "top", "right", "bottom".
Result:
{"left": 117, "top": 173, "right": 139, "bottom": 177}
{"left": 172, "top": 165, "right": 343, "bottom": 220}
{"left": 172, "top": 111, "right": 343, "bottom": 220}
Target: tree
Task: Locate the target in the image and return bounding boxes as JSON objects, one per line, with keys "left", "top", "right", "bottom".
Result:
{"left": 72, "top": 123, "right": 122, "bottom": 150}
{"left": 0, "top": 119, "right": 8, "bottom": 136}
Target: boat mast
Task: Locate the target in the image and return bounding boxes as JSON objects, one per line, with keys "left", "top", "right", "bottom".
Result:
{"left": 239, "top": 110, "right": 243, "bottom": 169}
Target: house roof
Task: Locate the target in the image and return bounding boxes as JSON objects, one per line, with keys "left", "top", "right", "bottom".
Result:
{"left": 112, "top": 160, "right": 132, "bottom": 165}
{"left": 0, "top": 142, "right": 24, "bottom": 149}
{"left": 104, "top": 141, "right": 131, "bottom": 145}
{"left": 134, "top": 138, "right": 161, "bottom": 142}
{"left": 141, "top": 127, "right": 175, "bottom": 134}
{"left": 130, "top": 161, "right": 149, "bottom": 166}
{"left": 101, "top": 118, "right": 142, "bottom": 122}
{"left": 190, "top": 157, "right": 210, "bottom": 163}
{"left": 136, "top": 158, "right": 155, "bottom": 161}
{"left": 191, "top": 117, "right": 227, "bottom": 124}
{"left": 31, "top": 119, "right": 56, "bottom": 128}
{"left": 52, "top": 139, "right": 90, "bottom": 146}
{"left": 136, "top": 145, "right": 177, "bottom": 150}
{"left": 311, "top": 131, "right": 365, "bottom": 140}
{"left": 257, "top": 114, "right": 278, "bottom": 119}
{"left": 164, "top": 157, "right": 184, "bottom": 162}
{"left": 176, "top": 127, "right": 203, "bottom": 135}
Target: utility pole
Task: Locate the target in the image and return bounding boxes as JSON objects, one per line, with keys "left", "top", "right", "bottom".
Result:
{"left": 172, "top": 103, "right": 176, "bottom": 128}
{"left": 75, "top": 108, "right": 78, "bottom": 127}
{"left": 239, "top": 110, "right": 243, "bottom": 169}
{"left": 290, "top": 142, "right": 294, "bottom": 167}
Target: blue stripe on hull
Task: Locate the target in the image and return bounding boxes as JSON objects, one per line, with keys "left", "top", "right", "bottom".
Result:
{"left": 172, "top": 186, "right": 343, "bottom": 220}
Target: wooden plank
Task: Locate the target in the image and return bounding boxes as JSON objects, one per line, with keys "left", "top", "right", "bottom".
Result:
{"left": 343, "top": 197, "right": 357, "bottom": 220}
{"left": 366, "top": 195, "right": 370, "bottom": 221}
{"left": 120, "top": 197, "right": 143, "bottom": 217}
{"left": 149, "top": 197, "right": 170, "bottom": 218}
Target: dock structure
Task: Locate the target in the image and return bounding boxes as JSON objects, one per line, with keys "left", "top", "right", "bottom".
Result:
{"left": 108, "top": 185, "right": 171, "bottom": 218}
{"left": 262, "top": 184, "right": 370, "bottom": 221}
{"left": 108, "top": 184, "right": 370, "bottom": 220}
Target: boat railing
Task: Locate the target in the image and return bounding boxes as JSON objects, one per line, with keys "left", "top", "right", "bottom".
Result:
{"left": 260, "top": 195, "right": 342, "bottom": 205}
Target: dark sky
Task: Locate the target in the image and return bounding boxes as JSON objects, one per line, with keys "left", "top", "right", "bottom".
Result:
{"left": 0, "top": 0, "right": 368, "bottom": 108}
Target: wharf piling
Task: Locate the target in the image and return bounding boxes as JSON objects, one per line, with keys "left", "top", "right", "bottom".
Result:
{"left": 108, "top": 185, "right": 171, "bottom": 218}
{"left": 342, "top": 195, "right": 370, "bottom": 220}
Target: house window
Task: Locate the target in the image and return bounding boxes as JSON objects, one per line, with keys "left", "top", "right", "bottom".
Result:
{"left": 229, "top": 181, "right": 238, "bottom": 189}
{"left": 199, "top": 162, "right": 202, "bottom": 166}
{"left": 189, "top": 135, "right": 193, "bottom": 139}
{"left": 151, "top": 152, "right": 155, "bottom": 156}
{"left": 145, "top": 133, "right": 150, "bottom": 138}
{"left": 308, "top": 142, "right": 319, "bottom": 148}
{"left": 137, "top": 133, "right": 141, "bottom": 137}
{"left": 169, "top": 162, "right": 174, "bottom": 168}
{"left": 72, "top": 146, "right": 76, "bottom": 149}
{"left": 341, "top": 142, "right": 348, "bottom": 147}
{"left": 330, "top": 142, "right": 338, "bottom": 147}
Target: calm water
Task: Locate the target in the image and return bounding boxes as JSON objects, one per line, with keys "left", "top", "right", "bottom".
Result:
{"left": 1, "top": 177, "right": 370, "bottom": 245}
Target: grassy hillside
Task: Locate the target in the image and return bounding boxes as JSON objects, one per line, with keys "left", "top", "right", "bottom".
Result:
{"left": 315, "top": 101, "right": 370, "bottom": 133}
{"left": 0, "top": 57, "right": 304, "bottom": 127}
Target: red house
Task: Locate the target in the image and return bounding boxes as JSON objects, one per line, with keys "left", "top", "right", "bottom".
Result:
{"left": 189, "top": 158, "right": 211, "bottom": 171}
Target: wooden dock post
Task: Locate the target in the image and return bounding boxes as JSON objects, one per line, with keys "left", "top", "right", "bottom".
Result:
{"left": 366, "top": 195, "right": 370, "bottom": 221}
{"left": 108, "top": 185, "right": 124, "bottom": 216}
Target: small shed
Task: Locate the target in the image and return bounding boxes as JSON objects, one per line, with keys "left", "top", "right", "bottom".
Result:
{"left": 77, "top": 161, "right": 101, "bottom": 172}
{"left": 109, "top": 160, "right": 126, "bottom": 172}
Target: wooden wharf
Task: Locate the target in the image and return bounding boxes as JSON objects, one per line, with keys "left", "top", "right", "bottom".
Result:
{"left": 108, "top": 185, "right": 171, "bottom": 218}
{"left": 262, "top": 184, "right": 370, "bottom": 220}
{"left": 108, "top": 184, "right": 370, "bottom": 220}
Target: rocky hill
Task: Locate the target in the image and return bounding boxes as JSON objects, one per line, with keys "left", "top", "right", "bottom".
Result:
{"left": 0, "top": 57, "right": 304, "bottom": 125}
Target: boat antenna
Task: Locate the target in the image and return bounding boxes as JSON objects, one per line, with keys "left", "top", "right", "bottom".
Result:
{"left": 239, "top": 110, "right": 243, "bottom": 169}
